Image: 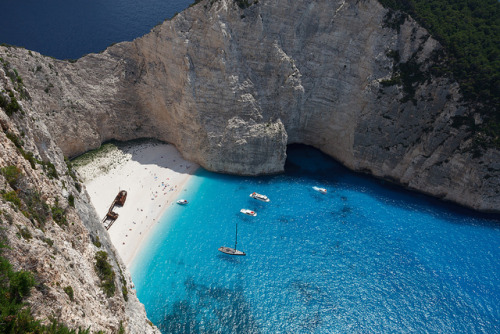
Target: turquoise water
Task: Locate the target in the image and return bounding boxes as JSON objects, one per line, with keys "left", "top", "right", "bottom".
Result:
{"left": 131, "top": 145, "right": 500, "bottom": 333}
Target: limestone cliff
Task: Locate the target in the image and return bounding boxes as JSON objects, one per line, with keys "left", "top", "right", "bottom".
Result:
{"left": 0, "top": 63, "right": 159, "bottom": 331}
{"left": 1, "top": 0, "right": 496, "bottom": 212}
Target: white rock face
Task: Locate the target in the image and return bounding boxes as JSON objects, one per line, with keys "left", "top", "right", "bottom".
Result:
{"left": 0, "top": 111, "right": 159, "bottom": 332}
{"left": 1, "top": 0, "right": 498, "bottom": 210}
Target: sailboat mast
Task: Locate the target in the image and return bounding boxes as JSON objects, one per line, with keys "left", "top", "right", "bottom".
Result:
{"left": 235, "top": 222, "right": 238, "bottom": 250}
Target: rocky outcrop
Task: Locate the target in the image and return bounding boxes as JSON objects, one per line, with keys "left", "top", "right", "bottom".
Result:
{"left": 1, "top": 1, "right": 498, "bottom": 208}
{"left": 0, "top": 66, "right": 158, "bottom": 331}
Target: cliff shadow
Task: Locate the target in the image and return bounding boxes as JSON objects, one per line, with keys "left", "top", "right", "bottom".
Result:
{"left": 112, "top": 138, "right": 197, "bottom": 176}
{"left": 285, "top": 144, "right": 500, "bottom": 227}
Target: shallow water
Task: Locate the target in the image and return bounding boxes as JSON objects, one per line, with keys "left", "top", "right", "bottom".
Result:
{"left": 0, "top": 0, "right": 193, "bottom": 59}
{"left": 131, "top": 145, "right": 500, "bottom": 333}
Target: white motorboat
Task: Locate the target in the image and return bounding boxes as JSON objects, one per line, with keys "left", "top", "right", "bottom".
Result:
{"left": 176, "top": 199, "right": 188, "bottom": 205}
{"left": 312, "top": 186, "right": 327, "bottom": 194}
{"left": 240, "top": 209, "right": 257, "bottom": 216}
{"left": 249, "top": 192, "right": 270, "bottom": 202}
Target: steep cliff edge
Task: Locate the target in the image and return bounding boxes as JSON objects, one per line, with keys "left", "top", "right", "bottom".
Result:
{"left": 1, "top": 0, "right": 498, "bottom": 212}
{"left": 0, "top": 63, "right": 158, "bottom": 331}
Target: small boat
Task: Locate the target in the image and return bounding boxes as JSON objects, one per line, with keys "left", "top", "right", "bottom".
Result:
{"left": 218, "top": 246, "right": 246, "bottom": 256}
{"left": 313, "top": 186, "right": 327, "bottom": 194}
{"left": 176, "top": 199, "right": 188, "bottom": 205}
{"left": 240, "top": 209, "right": 257, "bottom": 216}
{"left": 249, "top": 192, "right": 270, "bottom": 202}
{"left": 219, "top": 222, "right": 246, "bottom": 256}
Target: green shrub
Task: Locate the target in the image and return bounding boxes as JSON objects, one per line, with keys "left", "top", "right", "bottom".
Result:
{"left": 21, "top": 150, "right": 36, "bottom": 169}
{"left": 122, "top": 285, "right": 128, "bottom": 302}
{"left": 68, "top": 194, "right": 75, "bottom": 207}
{"left": 41, "top": 160, "right": 58, "bottom": 179}
{"left": 5, "top": 91, "right": 21, "bottom": 116}
{"left": 235, "top": 0, "right": 255, "bottom": 9}
{"left": 2, "top": 191, "right": 21, "bottom": 208}
{"left": 119, "top": 269, "right": 128, "bottom": 302}
{"left": 0, "top": 93, "right": 6, "bottom": 110}
{"left": 380, "top": 75, "right": 402, "bottom": 87}
{"left": 51, "top": 204, "right": 67, "bottom": 226}
{"left": 92, "top": 235, "right": 101, "bottom": 248}
{"left": 5, "top": 131, "right": 23, "bottom": 148}
{"left": 9, "top": 270, "right": 35, "bottom": 302}
{"left": 63, "top": 286, "right": 74, "bottom": 301}
{"left": 0, "top": 165, "right": 22, "bottom": 189}
{"left": 21, "top": 190, "right": 50, "bottom": 225}
{"left": 18, "top": 226, "right": 32, "bottom": 240}
{"left": 65, "top": 157, "right": 78, "bottom": 182}
{"left": 118, "top": 321, "right": 125, "bottom": 334}
{"left": 94, "top": 251, "right": 115, "bottom": 297}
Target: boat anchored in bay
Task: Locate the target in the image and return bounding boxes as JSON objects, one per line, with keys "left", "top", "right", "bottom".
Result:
{"left": 240, "top": 209, "right": 257, "bottom": 216}
{"left": 219, "top": 222, "right": 246, "bottom": 256}
{"left": 312, "top": 186, "right": 327, "bottom": 194}
{"left": 250, "top": 192, "right": 270, "bottom": 202}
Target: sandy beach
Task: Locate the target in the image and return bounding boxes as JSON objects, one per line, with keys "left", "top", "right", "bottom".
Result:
{"left": 74, "top": 141, "right": 198, "bottom": 267}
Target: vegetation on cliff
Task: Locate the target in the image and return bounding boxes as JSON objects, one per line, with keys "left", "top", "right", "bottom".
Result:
{"left": 0, "top": 57, "right": 28, "bottom": 115}
{"left": 378, "top": 0, "right": 500, "bottom": 150}
{"left": 94, "top": 251, "right": 116, "bottom": 297}
{"left": 0, "top": 243, "right": 90, "bottom": 333}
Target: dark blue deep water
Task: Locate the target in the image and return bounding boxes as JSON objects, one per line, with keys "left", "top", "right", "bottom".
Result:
{"left": 0, "top": 0, "right": 194, "bottom": 59}
{"left": 131, "top": 145, "right": 500, "bottom": 333}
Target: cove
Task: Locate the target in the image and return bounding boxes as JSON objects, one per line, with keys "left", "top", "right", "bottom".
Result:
{"left": 130, "top": 144, "right": 500, "bottom": 333}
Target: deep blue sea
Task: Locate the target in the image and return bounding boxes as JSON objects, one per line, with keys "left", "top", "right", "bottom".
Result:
{"left": 0, "top": 0, "right": 193, "bottom": 59}
{"left": 131, "top": 145, "right": 500, "bottom": 333}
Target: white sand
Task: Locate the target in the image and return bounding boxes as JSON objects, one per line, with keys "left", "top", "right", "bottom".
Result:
{"left": 74, "top": 141, "right": 198, "bottom": 267}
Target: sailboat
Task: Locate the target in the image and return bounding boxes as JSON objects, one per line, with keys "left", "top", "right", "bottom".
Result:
{"left": 218, "top": 222, "right": 246, "bottom": 256}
